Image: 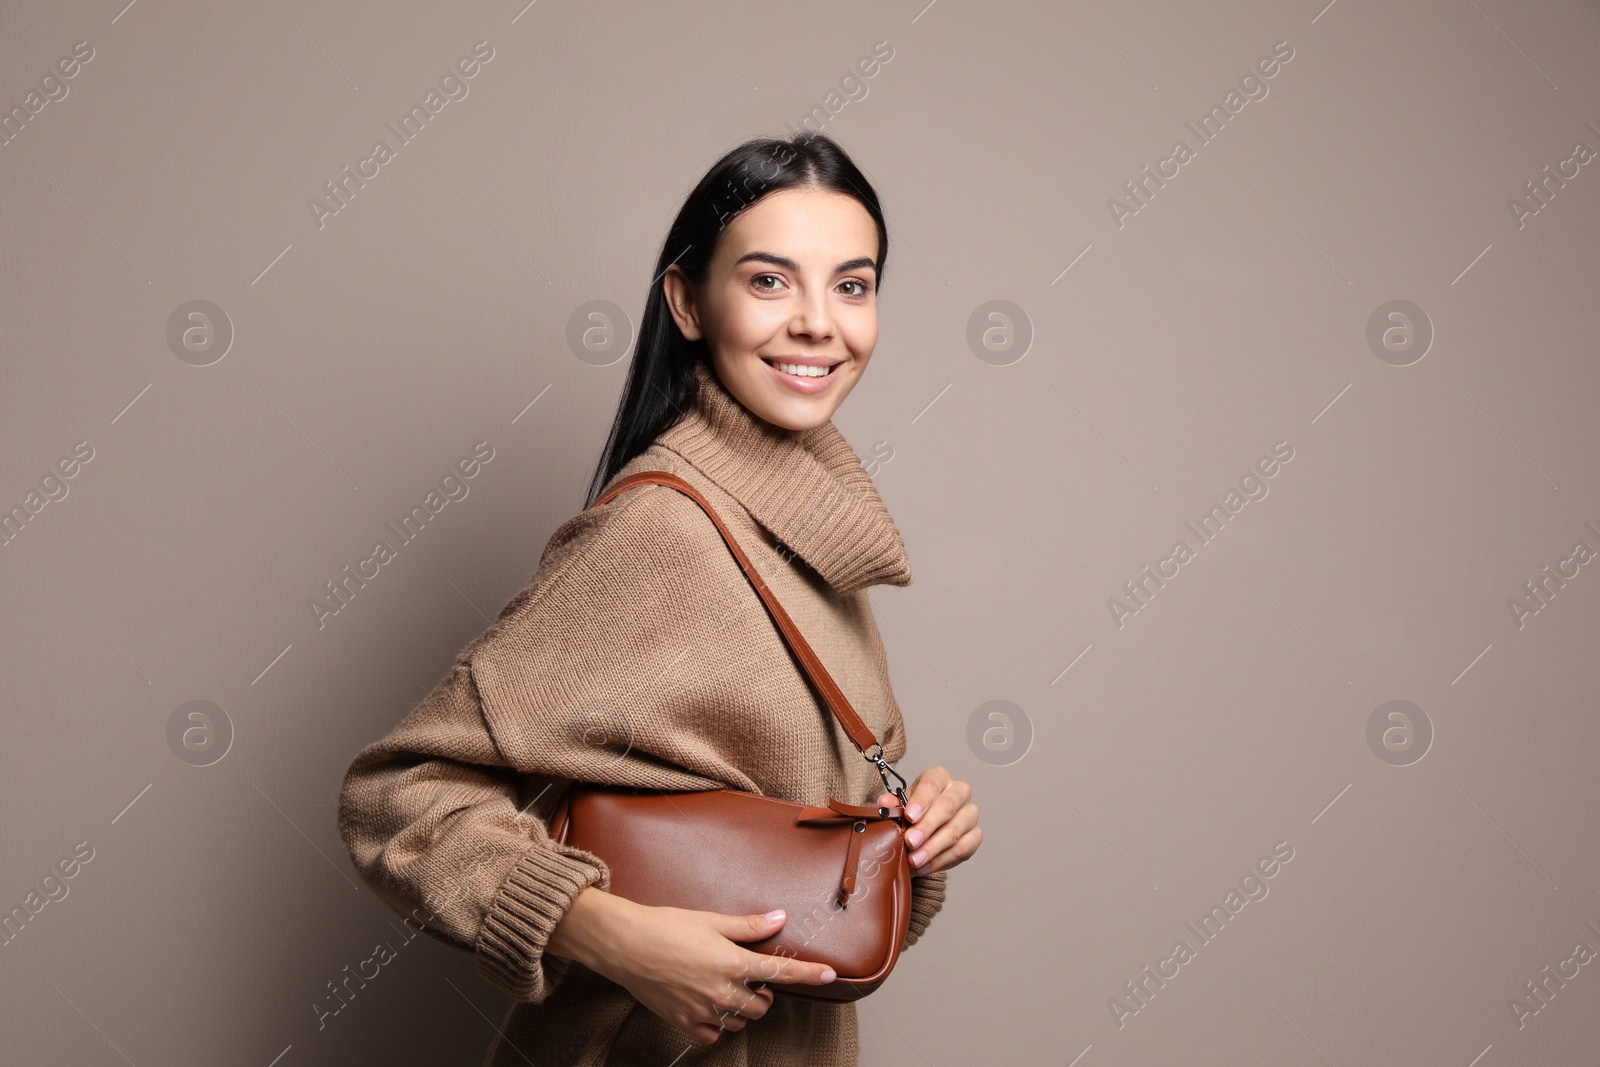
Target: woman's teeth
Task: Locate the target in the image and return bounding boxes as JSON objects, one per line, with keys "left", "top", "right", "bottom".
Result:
{"left": 772, "top": 362, "right": 832, "bottom": 377}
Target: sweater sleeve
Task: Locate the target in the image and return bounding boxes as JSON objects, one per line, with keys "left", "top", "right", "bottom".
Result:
{"left": 338, "top": 484, "right": 733, "bottom": 1006}
{"left": 872, "top": 616, "right": 952, "bottom": 951}
{"left": 903, "top": 870, "right": 949, "bottom": 950}
{"left": 336, "top": 654, "right": 613, "bottom": 1005}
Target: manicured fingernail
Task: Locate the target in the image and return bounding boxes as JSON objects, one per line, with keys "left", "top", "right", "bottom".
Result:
{"left": 906, "top": 828, "right": 924, "bottom": 848}
{"left": 907, "top": 803, "right": 923, "bottom": 821}
{"left": 765, "top": 909, "right": 786, "bottom": 922}
{"left": 910, "top": 849, "right": 928, "bottom": 867}
{"left": 820, "top": 968, "right": 837, "bottom": 983}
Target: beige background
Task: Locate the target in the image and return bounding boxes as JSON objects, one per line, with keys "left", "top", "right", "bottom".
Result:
{"left": 4, "top": 0, "right": 1599, "bottom": 1063}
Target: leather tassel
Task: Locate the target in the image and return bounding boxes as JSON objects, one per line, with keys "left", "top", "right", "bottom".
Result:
{"left": 837, "top": 821, "right": 867, "bottom": 908}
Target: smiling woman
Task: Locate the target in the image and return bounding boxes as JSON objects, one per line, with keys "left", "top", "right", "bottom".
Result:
{"left": 338, "top": 131, "right": 981, "bottom": 1067}
{"left": 582, "top": 134, "right": 893, "bottom": 491}
{"left": 660, "top": 185, "right": 881, "bottom": 430}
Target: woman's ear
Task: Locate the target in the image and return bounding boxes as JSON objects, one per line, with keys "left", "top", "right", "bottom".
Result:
{"left": 662, "top": 266, "right": 703, "bottom": 341}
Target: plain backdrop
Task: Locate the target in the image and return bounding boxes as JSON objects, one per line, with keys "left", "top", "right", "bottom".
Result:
{"left": 3, "top": 0, "right": 1599, "bottom": 1063}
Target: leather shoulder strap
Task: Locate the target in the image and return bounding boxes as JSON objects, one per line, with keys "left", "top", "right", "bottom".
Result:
{"left": 594, "top": 469, "right": 883, "bottom": 758}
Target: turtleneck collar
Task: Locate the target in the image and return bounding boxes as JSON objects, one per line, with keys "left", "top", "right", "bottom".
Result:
{"left": 644, "top": 360, "right": 912, "bottom": 595}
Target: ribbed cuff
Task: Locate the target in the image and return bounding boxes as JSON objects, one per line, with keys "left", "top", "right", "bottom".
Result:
{"left": 901, "top": 869, "right": 949, "bottom": 950}
{"left": 475, "top": 843, "right": 612, "bottom": 1003}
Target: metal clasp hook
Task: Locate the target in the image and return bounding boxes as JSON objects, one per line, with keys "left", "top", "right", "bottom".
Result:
{"left": 863, "top": 743, "right": 910, "bottom": 817}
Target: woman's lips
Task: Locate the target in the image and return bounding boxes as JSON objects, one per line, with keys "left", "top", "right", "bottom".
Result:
{"left": 761, "top": 358, "right": 840, "bottom": 395}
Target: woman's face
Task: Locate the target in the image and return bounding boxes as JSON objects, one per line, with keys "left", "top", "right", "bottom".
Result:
{"left": 664, "top": 185, "right": 879, "bottom": 432}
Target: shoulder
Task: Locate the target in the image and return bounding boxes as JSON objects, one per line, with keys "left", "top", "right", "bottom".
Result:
{"left": 461, "top": 459, "right": 733, "bottom": 661}
{"left": 535, "top": 469, "right": 712, "bottom": 576}
{"left": 555, "top": 456, "right": 732, "bottom": 576}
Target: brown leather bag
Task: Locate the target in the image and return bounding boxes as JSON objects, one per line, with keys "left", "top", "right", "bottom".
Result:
{"left": 547, "top": 469, "right": 916, "bottom": 1002}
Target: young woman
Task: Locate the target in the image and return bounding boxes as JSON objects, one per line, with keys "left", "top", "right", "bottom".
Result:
{"left": 338, "top": 131, "right": 982, "bottom": 1066}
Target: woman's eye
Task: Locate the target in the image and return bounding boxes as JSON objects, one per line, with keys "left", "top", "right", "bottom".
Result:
{"left": 749, "top": 275, "right": 871, "bottom": 297}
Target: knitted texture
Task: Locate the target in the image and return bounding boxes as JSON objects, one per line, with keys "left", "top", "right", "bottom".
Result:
{"left": 338, "top": 360, "right": 949, "bottom": 1066}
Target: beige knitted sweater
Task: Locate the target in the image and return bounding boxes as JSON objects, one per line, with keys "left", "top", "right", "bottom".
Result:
{"left": 338, "top": 360, "right": 948, "bottom": 1066}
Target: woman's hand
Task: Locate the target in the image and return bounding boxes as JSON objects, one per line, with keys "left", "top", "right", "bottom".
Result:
{"left": 877, "top": 765, "right": 981, "bottom": 875}
{"left": 554, "top": 889, "right": 836, "bottom": 1046}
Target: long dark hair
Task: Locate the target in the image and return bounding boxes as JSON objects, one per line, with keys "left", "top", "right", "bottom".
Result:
{"left": 582, "top": 130, "right": 890, "bottom": 508}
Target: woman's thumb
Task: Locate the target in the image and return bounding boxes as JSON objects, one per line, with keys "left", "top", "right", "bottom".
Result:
{"left": 716, "top": 908, "right": 787, "bottom": 942}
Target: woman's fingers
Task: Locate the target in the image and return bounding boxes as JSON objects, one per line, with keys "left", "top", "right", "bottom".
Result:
{"left": 714, "top": 907, "right": 788, "bottom": 944}
{"left": 714, "top": 1006, "right": 751, "bottom": 1033}
{"left": 720, "top": 972, "right": 774, "bottom": 1017}
{"left": 894, "top": 765, "right": 954, "bottom": 823}
{"left": 700, "top": 906, "right": 837, "bottom": 987}
{"left": 901, "top": 775, "right": 966, "bottom": 842}
{"left": 883, "top": 770, "right": 982, "bottom": 874}
{"left": 914, "top": 821, "right": 983, "bottom": 875}
{"left": 692, "top": 975, "right": 773, "bottom": 1042}
{"left": 742, "top": 945, "right": 837, "bottom": 987}
{"left": 717, "top": 981, "right": 772, "bottom": 1029}
{"left": 915, "top": 796, "right": 972, "bottom": 870}
{"left": 888, "top": 765, "right": 966, "bottom": 834}
{"left": 641, "top": 908, "right": 830, "bottom": 1045}
{"left": 679, "top": 976, "right": 769, "bottom": 1043}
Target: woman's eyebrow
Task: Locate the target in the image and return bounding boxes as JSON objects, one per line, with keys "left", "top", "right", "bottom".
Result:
{"left": 733, "top": 251, "right": 878, "bottom": 276}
